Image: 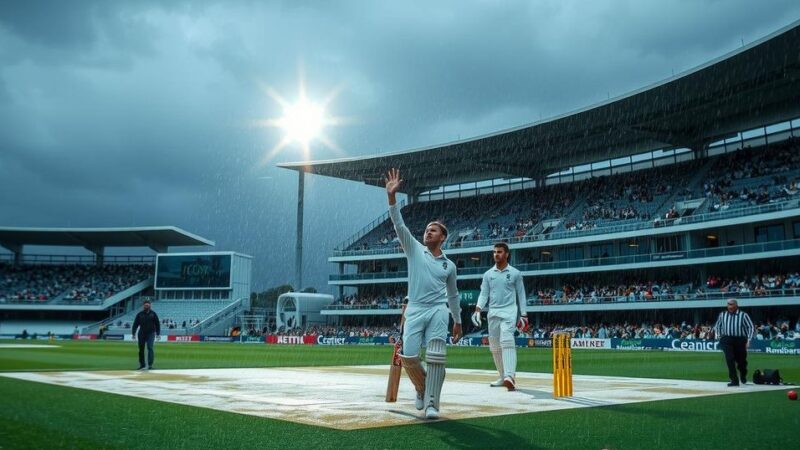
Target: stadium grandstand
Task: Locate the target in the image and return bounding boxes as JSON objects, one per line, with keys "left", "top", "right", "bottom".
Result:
{"left": 278, "top": 20, "right": 800, "bottom": 335}
{"left": 0, "top": 227, "right": 252, "bottom": 337}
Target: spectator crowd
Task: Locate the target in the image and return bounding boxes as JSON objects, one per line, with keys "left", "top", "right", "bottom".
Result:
{"left": 233, "top": 319, "right": 800, "bottom": 341}
{"left": 346, "top": 140, "right": 800, "bottom": 253}
{"left": 0, "top": 263, "right": 152, "bottom": 304}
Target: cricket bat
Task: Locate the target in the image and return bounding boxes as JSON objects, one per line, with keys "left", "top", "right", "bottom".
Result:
{"left": 385, "top": 302, "right": 407, "bottom": 402}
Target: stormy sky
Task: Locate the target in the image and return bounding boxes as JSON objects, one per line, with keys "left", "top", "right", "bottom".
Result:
{"left": 1, "top": 1, "right": 798, "bottom": 293}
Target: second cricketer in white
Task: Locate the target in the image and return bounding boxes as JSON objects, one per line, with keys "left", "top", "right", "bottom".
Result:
{"left": 472, "top": 242, "right": 527, "bottom": 390}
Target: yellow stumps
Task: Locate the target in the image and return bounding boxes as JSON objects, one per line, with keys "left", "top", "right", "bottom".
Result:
{"left": 553, "top": 333, "right": 573, "bottom": 398}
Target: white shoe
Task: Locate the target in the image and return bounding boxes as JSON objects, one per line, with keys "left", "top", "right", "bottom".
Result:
{"left": 425, "top": 405, "right": 439, "bottom": 420}
{"left": 415, "top": 391, "right": 425, "bottom": 410}
{"left": 503, "top": 376, "right": 516, "bottom": 391}
{"left": 490, "top": 378, "right": 504, "bottom": 387}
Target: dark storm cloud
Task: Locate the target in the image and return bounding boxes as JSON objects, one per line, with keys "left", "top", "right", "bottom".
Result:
{"left": 1, "top": 0, "right": 799, "bottom": 291}
{"left": 0, "top": 0, "right": 104, "bottom": 49}
{"left": 0, "top": 0, "right": 165, "bottom": 70}
{"left": 334, "top": 0, "right": 800, "bottom": 150}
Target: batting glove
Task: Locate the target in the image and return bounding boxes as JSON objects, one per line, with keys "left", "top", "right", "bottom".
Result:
{"left": 471, "top": 311, "right": 482, "bottom": 327}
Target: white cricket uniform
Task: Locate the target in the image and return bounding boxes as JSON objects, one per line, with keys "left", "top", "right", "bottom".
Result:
{"left": 478, "top": 265, "right": 526, "bottom": 320}
{"left": 477, "top": 264, "right": 526, "bottom": 379}
{"left": 389, "top": 203, "right": 461, "bottom": 355}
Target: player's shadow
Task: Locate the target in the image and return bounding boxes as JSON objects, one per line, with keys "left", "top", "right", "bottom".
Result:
{"left": 516, "top": 388, "right": 612, "bottom": 407}
{"left": 426, "top": 418, "right": 543, "bottom": 450}
{"left": 514, "top": 388, "right": 551, "bottom": 400}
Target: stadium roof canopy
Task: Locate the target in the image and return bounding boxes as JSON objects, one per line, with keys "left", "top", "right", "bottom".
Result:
{"left": 278, "top": 20, "right": 800, "bottom": 194}
{"left": 0, "top": 226, "right": 214, "bottom": 255}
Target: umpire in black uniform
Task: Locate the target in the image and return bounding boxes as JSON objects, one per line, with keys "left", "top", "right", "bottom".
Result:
{"left": 713, "top": 299, "right": 755, "bottom": 386}
{"left": 132, "top": 300, "right": 161, "bottom": 370}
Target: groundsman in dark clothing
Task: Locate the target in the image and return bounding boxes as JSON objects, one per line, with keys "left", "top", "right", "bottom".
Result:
{"left": 132, "top": 300, "right": 161, "bottom": 370}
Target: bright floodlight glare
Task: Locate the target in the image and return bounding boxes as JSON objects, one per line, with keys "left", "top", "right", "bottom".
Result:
{"left": 280, "top": 98, "right": 324, "bottom": 145}
{"left": 256, "top": 79, "right": 346, "bottom": 165}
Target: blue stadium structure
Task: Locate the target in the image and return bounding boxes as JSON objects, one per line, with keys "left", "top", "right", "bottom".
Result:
{"left": 279, "top": 21, "right": 800, "bottom": 335}
{"left": 0, "top": 227, "right": 251, "bottom": 336}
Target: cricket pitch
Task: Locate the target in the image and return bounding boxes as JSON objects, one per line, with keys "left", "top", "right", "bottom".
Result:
{"left": 1, "top": 366, "right": 788, "bottom": 430}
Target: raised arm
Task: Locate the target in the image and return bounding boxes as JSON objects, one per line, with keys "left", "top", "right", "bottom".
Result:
{"left": 385, "top": 168, "right": 419, "bottom": 256}
{"left": 385, "top": 167, "right": 402, "bottom": 207}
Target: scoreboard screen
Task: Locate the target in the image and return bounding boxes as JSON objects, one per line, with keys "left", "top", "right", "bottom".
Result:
{"left": 155, "top": 254, "right": 232, "bottom": 289}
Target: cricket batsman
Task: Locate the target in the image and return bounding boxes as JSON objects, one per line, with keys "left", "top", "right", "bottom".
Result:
{"left": 472, "top": 242, "right": 527, "bottom": 390}
{"left": 385, "top": 168, "right": 462, "bottom": 419}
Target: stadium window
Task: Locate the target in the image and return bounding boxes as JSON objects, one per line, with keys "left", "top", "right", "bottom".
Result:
{"left": 610, "top": 156, "right": 630, "bottom": 167}
{"left": 557, "top": 246, "right": 584, "bottom": 261}
{"left": 574, "top": 163, "right": 591, "bottom": 174}
{"left": 765, "top": 121, "right": 791, "bottom": 134}
{"left": 754, "top": 224, "right": 785, "bottom": 243}
{"left": 655, "top": 235, "right": 682, "bottom": 253}
{"left": 516, "top": 248, "right": 535, "bottom": 263}
{"left": 741, "top": 127, "right": 764, "bottom": 140}
{"left": 709, "top": 138, "right": 726, "bottom": 147}
{"left": 589, "top": 244, "right": 613, "bottom": 259}
{"left": 793, "top": 221, "right": 800, "bottom": 238}
{"left": 619, "top": 239, "right": 646, "bottom": 256}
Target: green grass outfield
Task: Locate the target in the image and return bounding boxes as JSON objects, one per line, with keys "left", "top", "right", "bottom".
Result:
{"left": 0, "top": 340, "right": 798, "bottom": 449}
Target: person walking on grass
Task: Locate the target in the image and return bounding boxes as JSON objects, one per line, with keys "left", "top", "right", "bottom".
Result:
{"left": 132, "top": 300, "right": 161, "bottom": 370}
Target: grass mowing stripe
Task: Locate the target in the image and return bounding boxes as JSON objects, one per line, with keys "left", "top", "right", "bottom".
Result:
{"left": 0, "top": 416, "right": 116, "bottom": 450}
{"left": 2, "top": 341, "right": 799, "bottom": 382}
{"left": 0, "top": 376, "right": 797, "bottom": 450}
{"left": 1, "top": 340, "right": 799, "bottom": 449}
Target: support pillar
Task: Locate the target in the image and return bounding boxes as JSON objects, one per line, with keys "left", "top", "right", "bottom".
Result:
{"left": 295, "top": 170, "right": 305, "bottom": 290}
{"left": 1, "top": 242, "right": 23, "bottom": 265}
{"left": 86, "top": 245, "right": 105, "bottom": 267}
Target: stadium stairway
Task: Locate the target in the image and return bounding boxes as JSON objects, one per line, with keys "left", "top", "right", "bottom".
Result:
{"left": 556, "top": 196, "right": 590, "bottom": 232}
{"left": 49, "top": 278, "right": 153, "bottom": 306}
{"left": 656, "top": 158, "right": 716, "bottom": 217}
{"left": 98, "top": 299, "right": 234, "bottom": 335}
